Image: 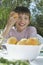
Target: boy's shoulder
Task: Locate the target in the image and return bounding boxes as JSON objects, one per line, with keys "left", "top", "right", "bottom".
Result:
{"left": 26, "top": 26, "right": 37, "bottom": 33}
{"left": 27, "top": 26, "right": 36, "bottom": 30}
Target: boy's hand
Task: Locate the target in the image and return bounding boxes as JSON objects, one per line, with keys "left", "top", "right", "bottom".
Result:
{"left": 7, "top": 17, "right": 17, "bottom": 27}
{"left": 2, "top": 12, "right": 18, "bottom": 37}
{"left": 7, "top": 12, "right": 18, "bottom": 28}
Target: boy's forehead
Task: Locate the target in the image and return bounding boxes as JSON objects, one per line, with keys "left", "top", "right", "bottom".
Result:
{"left": 18, "top": 13, "right": 29, "bottom": 16}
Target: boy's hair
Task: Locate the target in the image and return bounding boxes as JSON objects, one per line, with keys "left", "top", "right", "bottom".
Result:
{"left": 13, "top": 6, "right": 31, "bottom": 19}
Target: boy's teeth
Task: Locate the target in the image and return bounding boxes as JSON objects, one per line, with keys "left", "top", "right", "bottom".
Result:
{"left": 20, "top": 24, "right": 24, "bottom": 25}
{"left": 19, "top": 23, "right": 25, "bottom": 26}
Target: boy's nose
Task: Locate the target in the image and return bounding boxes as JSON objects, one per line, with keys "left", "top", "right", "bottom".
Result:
{"left": 20, "top": 18, "right": 25, "bottom": 22}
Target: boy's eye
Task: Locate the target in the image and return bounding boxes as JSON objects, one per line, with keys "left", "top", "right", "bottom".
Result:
{"left": 25, "top": 17, "right": 27, "bottom": 19}
{"left": 18, "top": 16, "right": 22, "bottom": 20}
{"left": 18, "top": 16, "right": 28, "bottom": 20}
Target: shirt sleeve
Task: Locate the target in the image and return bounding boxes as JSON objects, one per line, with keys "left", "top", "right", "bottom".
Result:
{"left": 27, "top": 26, "right": 37, "bottom": 38}
{"left": 4, "top": 28, "right": 15, "bottom": 42}
{"left": 5, "top": 31, "right": 11, "bottom": 39}
{"left": 5, "top": 29, "right": 13, "bottom": 39}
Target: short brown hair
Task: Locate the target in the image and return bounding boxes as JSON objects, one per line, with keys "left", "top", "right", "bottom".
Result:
{"left": 13, "top": 6, "right": 31, "bottom": 19}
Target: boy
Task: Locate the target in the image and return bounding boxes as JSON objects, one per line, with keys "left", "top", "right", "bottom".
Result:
{"left": 2, "top": 6, "right": 37, "bottom": 40}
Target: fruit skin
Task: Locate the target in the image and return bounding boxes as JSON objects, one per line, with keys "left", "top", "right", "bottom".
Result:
{"left": 7, "top": 37, "right": 18, "bottom": 44}
{"left": 17, "top": 38, "right": 40, "bottom": 45}
{"left": 17, "top": 38, "right": 27, "bottom": 45}
{"left": 7, "top": 37, "right": 40, "bottom": 45}
{"left": 13, "top": 13, "right": 18, "bottom": 18}
{"left": 10, "top": 12, "right": 18, "bottom": 18}
{"left": 26, "top": 38, "right": 40, "bottom": 45}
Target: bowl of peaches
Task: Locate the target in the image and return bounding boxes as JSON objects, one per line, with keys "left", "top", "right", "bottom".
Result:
{"left": 5, "top": 37, "right": 42, "bottom": 61}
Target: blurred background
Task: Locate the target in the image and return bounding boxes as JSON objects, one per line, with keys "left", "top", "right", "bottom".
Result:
{"left": 0, "top": 0, "right": 43, "bottom": 36}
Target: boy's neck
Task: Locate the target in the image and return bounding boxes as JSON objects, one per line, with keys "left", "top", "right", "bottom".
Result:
{"left": 16, "top": 27, "right": 27, "bottom": 32}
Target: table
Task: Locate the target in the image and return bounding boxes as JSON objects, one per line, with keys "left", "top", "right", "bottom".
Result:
{"left": 0, "top": 51, "right": 43, "bottom": 65}
{"left": 30, "top": 56, "right": 43, "bottom": 65}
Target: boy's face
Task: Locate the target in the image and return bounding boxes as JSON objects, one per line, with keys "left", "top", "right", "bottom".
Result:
{"left": 16, "top": 13, "right": 30, "bottom": 31}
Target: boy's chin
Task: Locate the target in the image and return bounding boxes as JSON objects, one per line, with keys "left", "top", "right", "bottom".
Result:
{"left": 18, "top": 27, "right": 26, "bottom": 32}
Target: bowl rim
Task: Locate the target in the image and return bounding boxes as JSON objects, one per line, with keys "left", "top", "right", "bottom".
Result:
{"left": 5, "top": 43, "right": 41, "bottom": 47}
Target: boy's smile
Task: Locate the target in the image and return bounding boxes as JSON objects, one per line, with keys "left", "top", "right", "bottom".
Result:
{"left": 18, "top": 20, "right": 26, "bottom": 26}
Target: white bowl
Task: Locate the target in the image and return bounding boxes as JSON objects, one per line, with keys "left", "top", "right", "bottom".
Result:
{"left": 5, "top": 44, "right": 42, "bottom": 61}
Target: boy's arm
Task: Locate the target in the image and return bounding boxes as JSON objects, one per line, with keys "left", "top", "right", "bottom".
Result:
{"left": 27, "top": 27, "right": 37, "bottom": 38}
{"left": 2, "top": 24, "right": 11, "bottom": 38}
{"left": 30, "top": 27, "right": 37, "bottom": 37}
{"left": 2, "top": 12, "right": 18, "bottom": 38}
{"left": 2, "top": 16, "right": 17, "bottom": 38}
